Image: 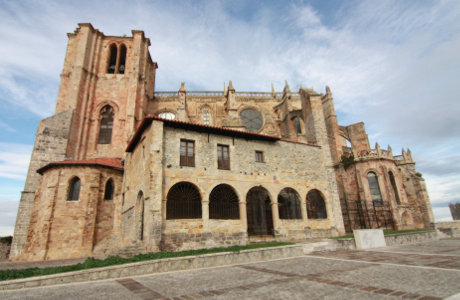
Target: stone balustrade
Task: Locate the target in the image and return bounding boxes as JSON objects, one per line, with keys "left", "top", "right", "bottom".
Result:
{"left": 349, "top": 144, "right": 414, "bottom": 164}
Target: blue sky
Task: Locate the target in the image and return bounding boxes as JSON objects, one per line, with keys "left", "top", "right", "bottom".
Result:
{"left": 1, "top": 0, "right": 459, "bottom": 236}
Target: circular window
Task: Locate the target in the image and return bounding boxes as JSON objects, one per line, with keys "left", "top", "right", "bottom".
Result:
{"left": 158, "top": 112, "right": 175, "bottom": 120}
{"left": 240, "top": 109, "right": 263, "bottom": 132}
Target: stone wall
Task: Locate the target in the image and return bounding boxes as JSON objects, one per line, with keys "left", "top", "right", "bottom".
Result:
{"left": 10, "top": 110, "right": 73, "bottom": 259}
{"left": 436, "top": 221, "right": 460, "bottom": 237}
{"left": 0, "top": 238, "right": 11, "bottom": 260}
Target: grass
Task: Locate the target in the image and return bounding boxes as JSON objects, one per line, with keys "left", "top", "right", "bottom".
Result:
{"left": 330, "top": 228, "right": 432, "bottom": 239}
{"left": 0, "top": 241, "right": 294, "bottom": 282}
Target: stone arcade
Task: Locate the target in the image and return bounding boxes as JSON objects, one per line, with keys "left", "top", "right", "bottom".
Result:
{"left": 10, "top": 24, "right": 434, "bottom": 261}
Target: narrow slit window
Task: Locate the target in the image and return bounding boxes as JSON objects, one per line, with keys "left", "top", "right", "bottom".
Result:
{"left": 104, "top": 179, "right": 114, "bottom": 200}
{"left": 68, "top": 177, "right": 81, "bottom": 201}
{"left": 217, "top": 144, "right": 230, "bottom": 170}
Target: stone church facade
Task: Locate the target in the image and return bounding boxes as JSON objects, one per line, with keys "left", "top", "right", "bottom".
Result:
{"left": 10, "top": 24, "right": 434, "bottom": 261}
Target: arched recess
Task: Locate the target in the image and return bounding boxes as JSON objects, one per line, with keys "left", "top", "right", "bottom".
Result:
{"left": 388, "top": 171, "right": 400, "bottom": 204}
{"left": 118, "top": 44, "right": 127, "bottom": 74}
{"left": 246, "top": 186, "right": 273, "bottom": 236}
{"left": 209, "top": 184, "right": 239, "bottom": 219}
{"left": 136, "top": 191, "right": 145, "bottom": 240}
{"left": 107, "top": 44, "right": 117, "bottom": 73}
{"left": 306, "top": 189, "right": 327, "bottom": 219}
{"left": 68, "top": 177, "right": 81, "bottom": 201}
{"left": 166, "top": 182, "right": 202, "bottom": 219}
{"left": 367, "top": 171, "right": 383, "bottom": 206}
{"left": 104, "top": 179, "right": 114, "bottom": 200}
{"left": 98, "top": 105, "right": 114, "bottom": 144}
{"left": 278, "top": 188, "right": 302, "bottom": 219}
{"left": 292, "top": 116, "right": 304, "bottom": 134}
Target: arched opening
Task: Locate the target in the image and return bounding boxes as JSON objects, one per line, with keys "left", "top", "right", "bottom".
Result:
{"left": 246, "top": 186, "right": 273, "bottom": 236}
{"left": 389, "top": 171, "right": 400, "bottom": 204}
{"left": 306, "top": 189, "right": 327, "bottom": 219}
{"left": 167, "top": 182, "right": 202, "bottom": 219}
{"left": 107, "top": 44, "right": 117, "bottom": 74}
{"left": 368, "top": 172, "right": 383, "bottom": 206}
{"left": 118, "top": 44, "right": 127, "bottom": 74}
{"left": 98, "top": 105, "right": 114, "bottom": 144}
{"left": 278, "top": 188, "right": 302, "bottom": 219}
{"left": 293, "top": 117, "right": 303, "bottom": 134}
{"left": 136, "top": 191, "right": 145, "bottom": 240}
{"left": 68, "top": 177, "right": 81, "bottom": 201}
{"left": 209, "top": 184, "right": 239, "bottom": 219}
{"left": 203, "top": 108, "right": 210, "bottom": 125}
{"left": 104, "top": 179, "right": 114, "bottom": 200}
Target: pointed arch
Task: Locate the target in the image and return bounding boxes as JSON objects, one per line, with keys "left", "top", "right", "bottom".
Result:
{"left": 68, "top": 177, "right": 81, "bottom": 201}
{"left": 104, "top": 178, "right": 114, "bottom": 200}
{"left": 107, "top": 44, "right": 117, "bottom": 74}
{"left": 118, "top": 44, "right": 127, "bottom": 74}
{"left": 367, "top": 171, "right": 383, "bottom": 206}
{"left": 388, "top": 171, "right": 400, "bottom": 205}
{"left": 98, "top": 105, "right": 114, "bottom": 144}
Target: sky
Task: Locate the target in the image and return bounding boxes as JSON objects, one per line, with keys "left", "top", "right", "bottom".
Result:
{"left": 0, "top": 0, "right": 459, "bottom": 236}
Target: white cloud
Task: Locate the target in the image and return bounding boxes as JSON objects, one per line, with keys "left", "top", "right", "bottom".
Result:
{"left": 0, "top": 143, "right": 32, "bottom": 180}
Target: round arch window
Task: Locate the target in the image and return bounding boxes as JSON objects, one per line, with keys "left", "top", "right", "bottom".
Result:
{"left": 240, "top": 109, "right": 263, "bottom": 132}
{"left": 158, "top": 112, "right": 175, "bottom": 120}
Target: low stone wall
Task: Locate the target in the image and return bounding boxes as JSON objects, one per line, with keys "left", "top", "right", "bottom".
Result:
{"left": 0, "top": 238, "right": 11, "bottom": 260}
{"left": 384, "top": 230, "right": 438, "bottom": 246}
{"left": 333, "top": 230, "right": 439, "bottom": 249}
{"left": 0, "top": 244, "right": 303, "bottom": 291}
{"left": 436, "top": 221, "right": 460, "bottom": 237}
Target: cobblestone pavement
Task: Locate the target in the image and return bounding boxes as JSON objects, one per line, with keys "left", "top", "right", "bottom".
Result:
{"left": 1, "top": 238, "right": 460, "bottom": 299}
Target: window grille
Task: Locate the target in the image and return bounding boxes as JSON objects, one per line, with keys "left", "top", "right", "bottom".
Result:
{"left": 209, "top": 184, "right": 239, "bottom": 219}
{"left": 104, "top": 179, "right": 114, "bottom": 200}
{"left": 166, "top": 182, "right": 202, "bottom": 219}
{"left": 180, "top": 139, "right": 195, "bottom": 167}
{"left": 367, "top": 172, "right": 383, "bottom": 206}
{"left": 68, "top": 177, "right": 81, "bottom": 201}
{"left": 217, "top": 144, "right": 230, "bottom": 170}
{"left": 306, "top": 189, "right": 327, "bottom": 219}
{"left": 98, "top": 105, "right": 114, "bottom": 144}
{"left": 278, "top": 188, "right": 302, "bottom": 219}
{"left": 246, "top": 186, "right": 274, "bottom": 236}
{"left": 255, "top": 151, "right": 264, "bottom": 163}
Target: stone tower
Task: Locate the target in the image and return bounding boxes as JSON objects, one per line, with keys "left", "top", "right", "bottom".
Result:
{"left": 10, "top": 23, "right": 157, "bottom": 259}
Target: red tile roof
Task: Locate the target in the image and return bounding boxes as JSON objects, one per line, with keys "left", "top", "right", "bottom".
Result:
{"left": 37, "top": 157, "right": 123, "bottom": 174}
{"left": 126, "top": 115, "right": 281, "bottom": 152}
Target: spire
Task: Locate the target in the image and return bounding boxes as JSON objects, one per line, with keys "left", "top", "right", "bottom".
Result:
{"left": 271, "top": 83, "right": 276, "bottom": 97}
{"left": 283, "top": 80, "right": 291, "bottom": 93}
{"left": 326, "top": 85, "right": 331, "bottom": 95}
{"left": 228, "top": 80, "right": 235, "bottom": 91}
{"left": 179, "top": 82, "right": 186, "bottom": 92}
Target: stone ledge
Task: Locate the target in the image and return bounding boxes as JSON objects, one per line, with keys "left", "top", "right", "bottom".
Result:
{"left": 0, "top": 245, "right": 303, "bottom": 291}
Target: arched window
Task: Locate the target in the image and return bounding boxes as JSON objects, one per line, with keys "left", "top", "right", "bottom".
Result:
{"left": 98, "top": 105, "right": 114, "bottom": 144}
{"left": 368, "top": 172, "right": 383, "bottom": 206}
{"left": 107, "top": 44, "right": 117, "bottom": 74}
{"left": 167, "top": 182, "right": 202, "bottom": 219}
{"left": 306, "top": 189, "right": 327, "bottom": 219}
{"left": 293, "top": 117, "right": 303, "bottom": 134}
{"left": 118, "top": 44, "right": 127, "bottom": 74}
{"left": 68, "top": 177, "right": 81, "bottom": 201}
{"left": 388, "top": 171, "right": 400, "bottom": 204}
{"left": 158, "top": 112, "right": 175, "bottom": 120}
{"left": 278, "top": 188, "right": 302, "bottom": 219}
{"left": 203, "top": 109, "right": 210, "bottom": 125}
{"left": 104, "top": 179, "right": 114, "bottom": 200}
{"left": 209, "top": 184, "right": 239, "bottom": 219}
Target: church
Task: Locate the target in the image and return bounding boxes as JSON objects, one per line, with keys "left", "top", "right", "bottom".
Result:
{"left": 10, "top": 24, "right": 434, "bottom": 261}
